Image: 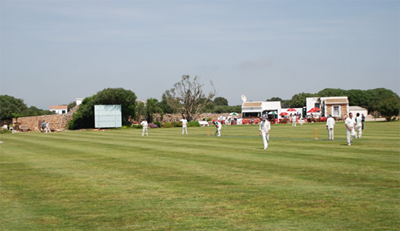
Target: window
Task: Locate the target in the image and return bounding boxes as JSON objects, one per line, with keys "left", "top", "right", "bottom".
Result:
{"left": 333, "top": 106, "right": 340, "bottom": 117}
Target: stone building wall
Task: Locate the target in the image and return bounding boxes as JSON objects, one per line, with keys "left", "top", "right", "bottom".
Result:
{"left": 325, "top": 104, "right": 348, "bottom": 119}
{"left": 12, "top": 105, "right": 79, "bottom": 132}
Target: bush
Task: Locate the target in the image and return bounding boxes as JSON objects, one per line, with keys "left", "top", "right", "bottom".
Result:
{"left": 149, "top": 123, "right": 158, "bottom": 128}
{"left": 0, "top": 129, "right": 11, "bottom": 134}
{"left": 163, "top": 122, "right": 173, "bottom": 128}
{"left": 153, "top": 121, "right": 162, "bottom": 128}
{"left": 171, "top": 121, "right": 181, "bottom": 127}
{"left": 188, "top": 121, "right": 200, "bottom": 127}
{"left": 68, "top": 88, "right": 137, "bottom": 130}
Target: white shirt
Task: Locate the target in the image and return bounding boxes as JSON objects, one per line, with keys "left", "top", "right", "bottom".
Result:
{"left": 215, "top": 121, "right": 222, "bottom": 129}
{"left": 259, "top": 120, "right": 271, "bottom": 133}
{"left": 355, "top": 116, "right": 362, "bottom": 127}
{"left": 180, "top": 119, "right": 188, "bottom": 127}
{"left": 345, "top": 117, "right": 355, "bottom": 129}
{"left": 326, "top": 117, "right": 335, "bottom": 129}
{"left": 140, "top": 121, "right": 148, "bottom": 128}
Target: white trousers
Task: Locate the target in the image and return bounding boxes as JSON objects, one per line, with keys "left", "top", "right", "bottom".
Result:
{"left": 356, "top": 126, "right": 362, "bottom": 138}
{"left": 346, "top": 128, "right": 355, "bottom": 145}
{"left": 216, "top": 128, "right": 221, "bottom": 136}
{"left": 142, "top": 127, "right": 148, "bottom": 136}
{"left": 328, "top": 128, "right": 334, "bottom": 140}
{"left": 261, "top": 132, "right": 269, "bottom": 149}
{"left": 182, "top": 126, "right": 188, "bottom": 135}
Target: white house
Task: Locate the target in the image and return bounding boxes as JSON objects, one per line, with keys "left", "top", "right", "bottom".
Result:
{"left": 349, "top": 106, "right": 368, "bottom": 117}
{"left": 241, "top": 101, "right": 281, "bottom": 118}
{"left": 50, "top": 105, "right": 68, "bottom": 114}
{"left": 76, "top": 98, "right": 84, "bottom": 106}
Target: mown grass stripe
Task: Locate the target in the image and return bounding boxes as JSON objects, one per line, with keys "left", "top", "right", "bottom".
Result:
{"left": 0, "top": 121, "right": 399, "bottom": 230}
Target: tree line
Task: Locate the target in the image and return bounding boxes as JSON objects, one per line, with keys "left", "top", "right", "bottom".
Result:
{"left": 1, "top": 76, "right": 399, "bottom": 128}
{"left": 0, "top": 95, "right": 53, "bottom": 121}
{"left": 267, "top": 88, "right": 400, "bottom": 120}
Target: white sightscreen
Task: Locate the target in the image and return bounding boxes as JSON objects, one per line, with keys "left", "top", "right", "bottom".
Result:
{"left": 94, "top": 105, "right": 122, "bottom": 128}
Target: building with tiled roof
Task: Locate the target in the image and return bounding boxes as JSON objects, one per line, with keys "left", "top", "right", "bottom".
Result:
{"left": 49, "top": 105, "right": 68, "bottom": 114}
{"left": 241, "top": 101, "right": 281, "bottom": 118}
{"left": 307, "top": 97, "right": 349, "bottom": 119}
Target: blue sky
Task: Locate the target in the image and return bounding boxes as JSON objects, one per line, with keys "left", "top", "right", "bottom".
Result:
{"left": 1, "top": 0, "right": 399, "bottom": 109}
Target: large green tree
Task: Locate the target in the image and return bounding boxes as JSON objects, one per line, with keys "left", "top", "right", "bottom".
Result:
{"left": 145, "top": 98, "right": 162, "bottom": 123}
{"left": 135, "top": 101, "right": 146, "bottom": 121}
{"left": 214, "top": 97, "right": 228, "bottom": 106}
{"left": 158, "top": 93, "right": 175, "bottom": 114}
{"left": 0, "top": 95, "right": 52, "bottom": 120}
{"left": 317, "top": 88, "right": 348, "bottom": 97}
{"left": 289, "top": 92, "right": 316, "bottom": 108}
{"left": 0, "top": 95, "right": 28, "bottom": 120}
{"left": 377, "top": 97, "right": 400, "bottom": 121}
{"left": 68, "top": 88, "right": 137, "bottom": 129}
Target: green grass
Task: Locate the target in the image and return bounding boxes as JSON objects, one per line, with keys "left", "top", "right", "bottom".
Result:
{"left": 0, "top": 121, "right": 399, "bottom": 230}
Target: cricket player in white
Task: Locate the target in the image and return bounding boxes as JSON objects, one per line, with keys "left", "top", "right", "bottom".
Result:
{"left": 259, "top": 116, "right": 271, "bottom": 149}
{"left": 355, "top": 113, "right": 362, "bottom": 138}
{"left": 181, "top": 117, "right": 188, "bottom": 135}
{"left": 141, "top": 118, "right": 148, "bottom": 136}
{"left": 213, "top": 121, "right": 222, "bottom": 136}
{"left": 326, "top": 115, "right": 335, "bottom": 140}
{"left": 345, "top": 113, "right": 356, "bottom": 145}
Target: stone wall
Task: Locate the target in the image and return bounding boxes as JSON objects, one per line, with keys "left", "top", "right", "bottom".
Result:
{"left": 12, "top": 105, "right": 79, "bottom": 132}
{"left": 13, "top": 114, "right": 64, "bottom": 132}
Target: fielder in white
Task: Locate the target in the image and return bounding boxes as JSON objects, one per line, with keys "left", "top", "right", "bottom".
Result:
{"left": 180, "top": 117, "right": 188, "bottom": 135}
{"left": 259, "top": 116, "right": 271, "bottom": 149}
{"left": 355, "top": 113, "right": 362, "bottom": 138}
{"left": 140, "top": 118, "right": 148, "bottom": 136}
{"left": 345, "top": 113, "right": 356, "bottom": 146}
{"left": 326, "top": 114, "right": 335, "bottom": 140}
